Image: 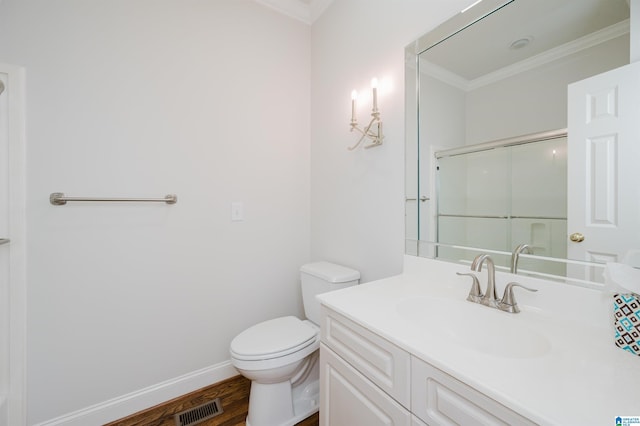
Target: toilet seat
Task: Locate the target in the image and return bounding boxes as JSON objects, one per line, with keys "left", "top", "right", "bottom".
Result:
{"left": 230, "top": 316, "right": 318, "bottom": 362}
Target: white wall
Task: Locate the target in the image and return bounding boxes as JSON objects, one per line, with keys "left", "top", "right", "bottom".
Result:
{"left": 418, "top": 74, "right": 466, "bottom": 242}
{"left": 0, "top": 0, "right": 485, "bottom": 423}
{"left": 0, "top": 0, "right": 310, "bottom": 423}
{"left": 310, "top": 0, "right": 475, "bottom": 282}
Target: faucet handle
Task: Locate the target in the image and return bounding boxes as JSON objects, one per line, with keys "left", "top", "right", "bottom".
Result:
{"left": 456, "top": 272, "right": 483, "bottom": 303}
{"left": 499, "top": 282, "right": 538, "bottom": 313}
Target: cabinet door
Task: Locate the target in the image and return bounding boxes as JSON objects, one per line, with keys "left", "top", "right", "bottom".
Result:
{"left": 411, "top": 357, "right": 536, "bottom": 426}
{"left": 321, "top": 306, "right": 411, "bottom": 407}
{"left": 320, "top": 344, "right": 411, "bottom": 426}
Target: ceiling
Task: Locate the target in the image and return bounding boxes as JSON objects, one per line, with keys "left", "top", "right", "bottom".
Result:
{"left": 253, "top": 0, "right": 335, "bottom": 24}
{"left": 421, "top": 0, "right": 630, "bottom": 87}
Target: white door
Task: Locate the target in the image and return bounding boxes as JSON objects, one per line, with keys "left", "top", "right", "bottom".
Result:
{"left": 567, "top": 61, "right": 640, "bottom": 282}
{"left": 0, "top": 63, "right": 26, "bottom": 426}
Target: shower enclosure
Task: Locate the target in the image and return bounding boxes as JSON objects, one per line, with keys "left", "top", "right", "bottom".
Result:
{"left": 434, "top": 133, "right": 568, "bottom": 276}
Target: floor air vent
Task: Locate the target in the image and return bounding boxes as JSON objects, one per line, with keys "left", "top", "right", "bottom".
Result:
{"left": 174, "top": 398, "right": 223, "bottom": 426}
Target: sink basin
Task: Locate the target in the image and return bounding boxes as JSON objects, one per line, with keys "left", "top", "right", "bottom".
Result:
{"left": 396, "top": 297, "right": 551, "bottom": 359}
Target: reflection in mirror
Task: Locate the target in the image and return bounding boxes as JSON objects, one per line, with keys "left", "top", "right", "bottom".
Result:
{"left": 418, "top": 241, "right": 606, "bottom": 290}
{"left": 405, "top": 0, "right": 632, "bottom": 286}
{"left": 436, "top": 131, "right": 567, "bottom": 277}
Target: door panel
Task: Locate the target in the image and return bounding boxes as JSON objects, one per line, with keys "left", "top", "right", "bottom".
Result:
{"left": 567, "top": 61, "right": 640, "bottom": 281}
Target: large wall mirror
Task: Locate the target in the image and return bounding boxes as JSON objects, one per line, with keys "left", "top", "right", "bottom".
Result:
{"left": 405, "top": 0, "right": 634, "bottom": 287}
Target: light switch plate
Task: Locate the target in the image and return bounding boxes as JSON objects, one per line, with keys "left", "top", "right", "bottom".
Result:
{"left": 231, "top": 202, "right": 244, "bottom": 221}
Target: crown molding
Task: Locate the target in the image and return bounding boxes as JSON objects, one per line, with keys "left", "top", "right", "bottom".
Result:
{"left": 468, "top": 19, "right": 630, "bottom": 90}
{"left": 254, "top": 0, "right": 310, "bottom": 24}
{"left": 253, "top": 0, "right": 333, "bottom": 25}
{"left": 418, "top": 59, "right": 470, "bottom": 91}
{"left": 419, "top": 19, "right": 631, "bottom": 92}
{"left": 309, "top": 0, "right": 334, "bottom": 23}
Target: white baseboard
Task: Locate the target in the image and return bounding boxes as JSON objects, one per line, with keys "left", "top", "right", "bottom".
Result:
{"left": 34, "top": 361, "right": 238, "bottom": 426}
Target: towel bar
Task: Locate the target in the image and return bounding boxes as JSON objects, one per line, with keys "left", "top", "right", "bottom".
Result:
{"left": 49, "top": 192, "right": 177, "bottom": 206}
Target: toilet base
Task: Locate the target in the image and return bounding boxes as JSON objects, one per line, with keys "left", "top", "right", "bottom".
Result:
{"left": 245, "top": 353, "right": 320, "bottom": 426}
{"left": 245, "top": 379, "right": 319, "bottom": 426}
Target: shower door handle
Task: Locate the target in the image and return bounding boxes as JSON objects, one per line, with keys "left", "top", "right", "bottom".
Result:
{"left": 0, "top": 238, "right": 10, "bottom": 245}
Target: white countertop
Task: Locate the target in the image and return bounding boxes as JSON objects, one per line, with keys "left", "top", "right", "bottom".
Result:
{"left": 317, "top": 255, "right": 640, "bottom": 425}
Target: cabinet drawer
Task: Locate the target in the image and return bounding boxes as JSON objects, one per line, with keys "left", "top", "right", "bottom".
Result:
{"left": 320, "top": 344, "right": 411, "bottom": 426}
{"left": 321, "top": 306, "right": 411, "bottom": 408}
{"left": 411, "top": 357, "right": 537, "bottom": 426}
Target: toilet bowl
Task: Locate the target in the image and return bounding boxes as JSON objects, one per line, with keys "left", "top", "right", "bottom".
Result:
{"left": 230, "top": 262, "right": 360, "bottom": 426}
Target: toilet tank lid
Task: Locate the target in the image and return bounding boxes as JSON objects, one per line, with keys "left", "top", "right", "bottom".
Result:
{"left": 300, "top": 261, "right": 360, "bottom": 283}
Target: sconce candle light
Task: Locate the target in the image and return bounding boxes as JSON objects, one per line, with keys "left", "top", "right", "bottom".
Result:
{"left": 348, "top": 77, "right": 384, "bottom": 150}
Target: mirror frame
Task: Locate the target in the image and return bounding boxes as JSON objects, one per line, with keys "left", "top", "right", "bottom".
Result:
{"left": 409, "top": 0, "right": 513, "bottom": 55}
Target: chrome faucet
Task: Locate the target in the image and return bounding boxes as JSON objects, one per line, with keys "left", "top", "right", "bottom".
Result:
{"left": 497, "top": 282, "right": 538, "bottom": 313}
{"left": 455, "top": 272, "right": 483, "bottom": 303}
{"left": 471, "top": 253, "right": 498, "bottom": 307}
{"left": 510, "top": 243, "right": 533, "bottom": 274}
{"left": 456, "top": 253, "right": 538, "bottom": 314}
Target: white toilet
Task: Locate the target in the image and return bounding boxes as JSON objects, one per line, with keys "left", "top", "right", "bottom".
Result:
{"left": 230, "top": 261, "right": 360, "bottom": 426}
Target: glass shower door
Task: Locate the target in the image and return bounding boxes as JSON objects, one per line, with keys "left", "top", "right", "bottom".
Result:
{"left": 435, "top": 137, "right": 568, "bottom": 274}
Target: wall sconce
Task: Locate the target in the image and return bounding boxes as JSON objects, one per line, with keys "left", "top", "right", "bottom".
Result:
{"left": 348, "top": 78, "right": 384, "bottom": 150}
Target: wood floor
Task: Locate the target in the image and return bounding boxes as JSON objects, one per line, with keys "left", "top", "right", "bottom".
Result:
{"left": 105, "top": 375, "right": 319, "bottom": 426}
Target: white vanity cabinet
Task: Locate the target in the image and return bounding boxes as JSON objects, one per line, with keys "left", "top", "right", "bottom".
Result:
{"left": 320, "top": 305, "right": 536, "bottom": 426}
{"left": 319, "top": 306, "right": 412, "bottom": 426}
{"left": 320, "top": 345, "right": 412, "bottom": 425}
{"left": 411, "top": 357, "right": 536, "bottom": 426}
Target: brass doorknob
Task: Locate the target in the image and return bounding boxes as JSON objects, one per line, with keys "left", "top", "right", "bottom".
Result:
{"left": 569, "top": 232, "right": 585, "bottom": 243}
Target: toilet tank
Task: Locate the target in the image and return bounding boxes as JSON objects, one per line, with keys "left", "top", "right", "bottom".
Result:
{"left": 300, "top": 261, "right": 360, "bottom": 325}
